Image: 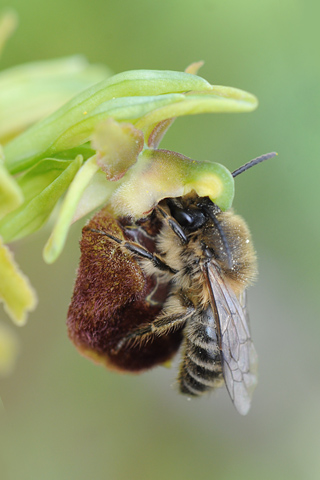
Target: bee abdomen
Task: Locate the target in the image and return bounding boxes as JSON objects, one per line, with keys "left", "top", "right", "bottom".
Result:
{"left": 178, "top": 315, "right": 223, "bottom": 396}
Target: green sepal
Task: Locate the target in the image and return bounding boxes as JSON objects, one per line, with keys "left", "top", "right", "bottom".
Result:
{"left": 0, "top": 147, "right": 23, "bottom": 218}
{"left": 43, "top": 155, "right": 108, "bottom": 264}
{"left": 47, "top": 94, "right": 184, "bottom": 155}
{"left": 137, "top": 88, "right": 258, "bottom": 140}
{"left": 4, "top": 70, "right": 212, "bottom": 174}
{"left": 0, "top": 156, "right": 83, "bottom": 242}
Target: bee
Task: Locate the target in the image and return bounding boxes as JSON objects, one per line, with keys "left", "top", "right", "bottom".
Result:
{"left": 68, "top": 152, "right": 276, "bottom": 415}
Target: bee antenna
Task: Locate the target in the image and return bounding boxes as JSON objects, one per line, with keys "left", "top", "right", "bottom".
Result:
{"left": 232, "top": 152, "right": 277, "bottom": 178}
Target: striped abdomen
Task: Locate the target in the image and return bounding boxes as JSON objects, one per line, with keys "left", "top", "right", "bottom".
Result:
{"left": 178, "top": 306, "right": 223, "bottom": 396}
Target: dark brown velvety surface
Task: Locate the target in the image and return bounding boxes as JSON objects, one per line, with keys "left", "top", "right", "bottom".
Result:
{"left": 67, "top": 206, "right": 183, "bottom": 372}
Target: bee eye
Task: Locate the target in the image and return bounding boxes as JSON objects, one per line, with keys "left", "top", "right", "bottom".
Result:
{"left": 169, "top": 204, "right": 206, "bottom": 230}
{"left": 172, "top": 209, "right": 194, "bottom": 227}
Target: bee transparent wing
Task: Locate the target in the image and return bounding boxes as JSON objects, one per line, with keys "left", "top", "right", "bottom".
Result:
{"left": 206, "top": 265, "right": 258, "bottom": 415}
{"left": 238, "top": 290, "right": 251, "bottom": 333}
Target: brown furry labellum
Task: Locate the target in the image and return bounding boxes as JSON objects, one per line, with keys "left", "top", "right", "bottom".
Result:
{"left": 67, "top": 206, "right": 183, "bottom": 372}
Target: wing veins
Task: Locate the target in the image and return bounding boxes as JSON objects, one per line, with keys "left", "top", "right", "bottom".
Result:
{"left": 203, "top": 263, "right": 258, "bottom": 415}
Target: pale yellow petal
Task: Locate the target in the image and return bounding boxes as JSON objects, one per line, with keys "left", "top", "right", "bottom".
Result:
{"left": 0, "top": 237, "right": 37, "bottom": 325}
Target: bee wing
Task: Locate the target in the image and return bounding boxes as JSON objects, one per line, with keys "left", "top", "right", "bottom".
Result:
{"left": 206, "top": 265, "right": 258, "bottom": 415}
{"left": 238, "top": 290, "right": 251, "bottom": 333}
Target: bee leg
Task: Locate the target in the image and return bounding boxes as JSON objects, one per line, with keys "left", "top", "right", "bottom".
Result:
{"left": 114, "top": 308, "right": 194, "bottom": 353}
{"left": 156, "top": 205, "right": 188, "bottom": 244}
{"left": 84, "top": 227, "right": 177, "bottom": 274}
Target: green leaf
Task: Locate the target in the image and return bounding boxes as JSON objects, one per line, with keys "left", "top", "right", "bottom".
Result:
{"left": 0, "top": 156, "right": 83, "bottom": 242}
{"left": 0, "top": 237, "right": 37, "bottom": 325}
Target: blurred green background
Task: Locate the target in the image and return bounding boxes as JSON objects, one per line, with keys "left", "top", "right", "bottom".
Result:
{"left": 1, "top": 0, "right": 319, "bottom": 479}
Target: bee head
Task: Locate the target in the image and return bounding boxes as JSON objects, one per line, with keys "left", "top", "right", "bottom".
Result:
{"left": 164, "top": 193, "right": 231, "bottom": 267}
